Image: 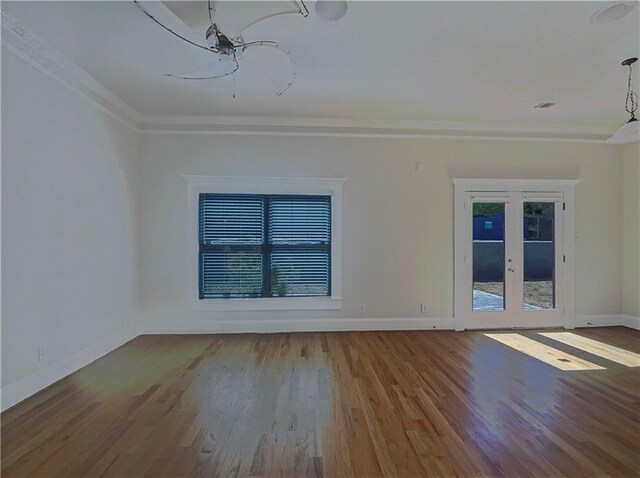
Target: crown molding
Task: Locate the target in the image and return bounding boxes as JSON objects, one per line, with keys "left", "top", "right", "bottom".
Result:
{"left": 1, "top": 9, "right": 141, "bottom": 130}
{"left": 137, "top": 115, "right": 613, "bottom": 142}
{"left": 1, "top": 8, "right": 617, "bottom": 142}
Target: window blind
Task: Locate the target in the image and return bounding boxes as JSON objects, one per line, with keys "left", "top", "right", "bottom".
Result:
{"left": 269, "top": 196, "right": 331, "bottom": 297}
{"left": 199, "top": 194, "right": 331, "bottom": 299}
{"left": 199, "top": 194, "right": 263, "bottom": 245}
{"left": 268, "top": 196, "right": 331, "bottom": 244}
{"left": 199, "top": 195, "right": 264, "bottom": 298}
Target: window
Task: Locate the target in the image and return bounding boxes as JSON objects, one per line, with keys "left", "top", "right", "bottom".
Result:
{"left": 186, "top": 175, "right": 343, "bottom": 311}
{"left": 199, "top": 194, "right": 331, "bottom": 299}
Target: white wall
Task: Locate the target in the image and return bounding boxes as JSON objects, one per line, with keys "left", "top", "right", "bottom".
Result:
{"left": 622, "top": 143, "right": 640, "bottom": 319}
{"left": 137, "top": 133, "right": 624, "bottom": 332}
{"left": 1, "top": 33, "right": 635, "bottom": 411}
{"left": 1, "top": 48, "right": 140, "bottom": 405}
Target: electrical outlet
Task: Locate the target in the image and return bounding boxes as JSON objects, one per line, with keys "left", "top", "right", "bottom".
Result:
{"left": 420, "top": 303, "right": 428, "bottom": 314}
{"left": 37, "top": 347, "right": 47, "bottom": 362}
{"left": 359, "top": 303, "right": 366, "bottom": 314}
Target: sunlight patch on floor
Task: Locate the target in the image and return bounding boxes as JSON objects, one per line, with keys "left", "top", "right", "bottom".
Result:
{"left": 539, "top": 332, "right": 640, "bottom": 367}
{"left": 485, "top": 333, "right": 605, "bottom": 371}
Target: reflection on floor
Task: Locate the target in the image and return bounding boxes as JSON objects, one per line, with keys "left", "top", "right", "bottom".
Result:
{"left": 472, "top": 289, "right": 540, "bottom": 311}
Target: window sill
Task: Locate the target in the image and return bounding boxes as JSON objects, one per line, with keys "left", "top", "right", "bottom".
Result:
{"left": 189, "top": 297, "right": 343, "bottom": 311}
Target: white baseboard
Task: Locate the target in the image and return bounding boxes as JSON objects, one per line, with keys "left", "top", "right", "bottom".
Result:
{"left": 572, "top": 315, "right": 624, "bottom": 328}
{"left": 571, "top": 314, "right": 640, "bottom": 330}
{"left": 137, "top": 317, "right": 455, "bottom": 335}
{"left": 1, "top": 330, "right": 135, "bottom": 412}
{"left": 619, "top": 314, "right": 640, "bottom": 330}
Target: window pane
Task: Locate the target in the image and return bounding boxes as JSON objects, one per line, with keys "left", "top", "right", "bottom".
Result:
{"left": 271, "top": 250, "right": 330, "bottom": 297}
{"left": 269, "top": 196, "right": 331, "bottom": 244}
{"left": 523, "top": 202, "right": 555, "bottom": 309}
{"left": 472, "top": 203, "right": 505, "bottom": 311}
{"left": 201, "top": 249, "right": 263, "bottom": 298}
{"left": 198, "top": 193, "right": 332, "bottom": 300}
{"left": 200, "top": 194, "right": 263, "bottom": 245}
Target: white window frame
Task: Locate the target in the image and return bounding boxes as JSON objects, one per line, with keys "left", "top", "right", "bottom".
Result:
{"left": 185, "top": 175, "right": 344, "bottom": 311}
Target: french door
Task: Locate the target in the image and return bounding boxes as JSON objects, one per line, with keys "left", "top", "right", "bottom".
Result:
{"left": 454, "top": 181, "right": 575, "bottom": 330}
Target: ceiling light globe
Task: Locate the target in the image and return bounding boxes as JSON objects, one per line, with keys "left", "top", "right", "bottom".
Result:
{"left": 607, "top": 119, "right": 640, "bottom": 144}
{"left": 591, "top": 2, "right": 636, "bottom": 24}
{"left": 315, "top": 0, "right": 348, "bottom": 21}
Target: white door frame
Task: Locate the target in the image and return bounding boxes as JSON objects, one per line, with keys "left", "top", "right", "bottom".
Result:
{"left": 453, "top": 179, "right": 579, "bottom": 330}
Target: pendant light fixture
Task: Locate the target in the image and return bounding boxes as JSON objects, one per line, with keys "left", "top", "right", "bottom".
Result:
{"left": 607, "top": 57, "right": 640, "bottom": 144}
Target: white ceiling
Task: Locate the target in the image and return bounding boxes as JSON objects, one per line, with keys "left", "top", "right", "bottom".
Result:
{"left": 2, "top": 1, "right": 639, "bottom": 128}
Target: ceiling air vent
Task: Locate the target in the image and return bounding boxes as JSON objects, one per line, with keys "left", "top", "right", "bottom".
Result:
{"left": 534, "top": 103, "right": 556, "bottom": 109}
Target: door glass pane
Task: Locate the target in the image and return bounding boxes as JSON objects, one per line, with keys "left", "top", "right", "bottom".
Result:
{"left": 472, "top": 203, "right": 505, "bottom": 311}
{"left": 523, "top": 202, "right": 555, "bottom": 309}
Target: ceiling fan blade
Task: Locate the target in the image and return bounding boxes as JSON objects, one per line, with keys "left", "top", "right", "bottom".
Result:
{"left": 164, "top": 57, "right": 238, "bottom": 80}
{"left": 241, "top": 43, "right": 296, "bottom": 95}
{"left": 136, "top": 0, "right": 210, "bottom": 51}
{"left": 163, "top": 1, "right": 306, "bottom": 40}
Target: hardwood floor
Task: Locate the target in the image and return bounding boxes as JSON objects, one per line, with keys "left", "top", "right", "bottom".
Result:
{"left": 2, "top": 327, "right": 639, "bottom": 477}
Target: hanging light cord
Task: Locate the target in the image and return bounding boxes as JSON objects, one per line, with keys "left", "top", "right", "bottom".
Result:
{"left": 625, "top": 62, "right": 638, "bottom": 120}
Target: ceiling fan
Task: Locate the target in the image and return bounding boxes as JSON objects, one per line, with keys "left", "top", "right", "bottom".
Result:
{"left": 133, "top": 0, "right": 312, "bottom": 96}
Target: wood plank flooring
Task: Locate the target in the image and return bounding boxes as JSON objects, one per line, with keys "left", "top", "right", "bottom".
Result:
{"left": 2, "top": 327, "right": 639, "bottom": 477}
